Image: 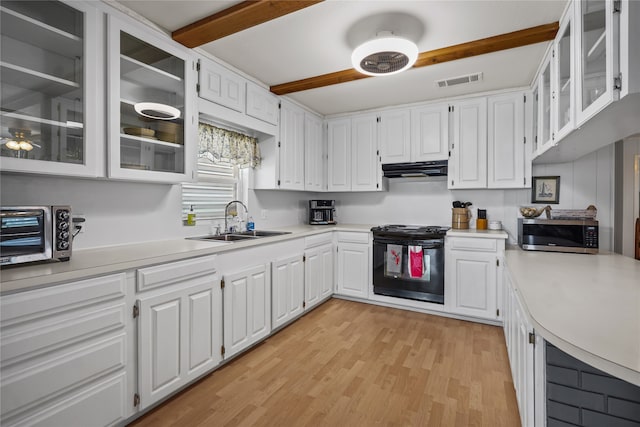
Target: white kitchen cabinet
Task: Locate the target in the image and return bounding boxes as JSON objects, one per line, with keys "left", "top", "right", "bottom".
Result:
{"left": 0, "top": 273, "right": 130, "bottom": 426}
{"left": 536, "top": 50, "right": 554, "bottom": 154}
{"left": 304, "top": 242, "right": 334, "bottom": 310}
{"left": 0, "top": 0, "right": 103, "bottom": 177}
{"left": 327, "top": 117, "right": 351, "bottom": 191}
{"left": 271, "top": 254, "right": 304, "bottom": 330}
{"left": 448, "top": 97, "right": 487, "bottom": 189}
{"left": 279, "top": 99, "right": 305, "bottom": 190}
{"left": 411, "top": 103, "right": 450, "bottom": 162}
{"left": 575, "top": 0, "right": 619, "bottom": 126}
{"left": 487, "top": 92, "right": 526, "bottom": 188}
{"left": 107, "top": 14, "right": 195, "bottom": 183}
{"left": 223, "top": 263, "right": 271, "bottom": 359}
{"left": 445, "top": 236, "right": 505, "bottom": 321}
{"left": 554, "top": 5, "right": 576, "bottom": 142}
{"left": 327, "top": 115, "right": 381, "bottom": 192}
{"left": 246, "top": 80, "right": 279, "bottom": 125}
{"left": 379, "top": 109, "right": 411, "bottom": 164}
{"left": 502, "top": 269, "right": 536, "bottom": 427}
{"left": 197, "top": 56, "right": 245, "bottom": 113}
{"left": 336, "top": 232, "right": 370, "bottom": 299}
{"left": 136, "top": 255, "right": 221, "bottom": 410}
{"left": 304, "top": 112, "right": 325, "bottom": 191}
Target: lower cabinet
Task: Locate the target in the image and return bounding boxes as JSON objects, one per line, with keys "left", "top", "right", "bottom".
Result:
{"left": 336, "top": 233, "right": 370, "bottom": 298}
{"left": 223, "top": 263, "right": 271, "bottom": 359}
{"left": 304, "top": 242, "right": 334, "bottom": 310}
{"left": 503, "top": 267, "right": 539, "bottom": 427}
{"left": 137, "top": 278, "right": 221, "bottom": 410}
{"left": 0, "top": 273, "right": 130, "bottom": 426}
{"left": 272, "top": 254, "right": 304, "bottom": 330}
{"left": 445, "top": 236, "right": 504, "bottom": 320}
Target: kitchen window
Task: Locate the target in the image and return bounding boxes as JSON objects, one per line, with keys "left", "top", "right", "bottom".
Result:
{"left": 181, "top": 122, "right": 260, "bottom": 221}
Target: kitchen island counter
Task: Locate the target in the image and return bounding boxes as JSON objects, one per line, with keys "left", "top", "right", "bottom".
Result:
{"left": 505, "top": 248, "right": 640, "bottom": 386}
{"left": 0, "top": 224, "right": 375, "bottom": 294}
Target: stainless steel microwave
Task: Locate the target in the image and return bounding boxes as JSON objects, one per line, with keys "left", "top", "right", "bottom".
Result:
{"left": 517, "top": 218, "right": 598, "bottom": 254}
{"left": 0, "top": 206, "right": 73, "bottom": 266}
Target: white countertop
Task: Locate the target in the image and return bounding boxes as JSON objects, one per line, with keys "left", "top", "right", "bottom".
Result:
{"left": 0, "top": 224, "right": 375, "bottom": 294}
{"left": 505, "top": 248, "right": 640, "bottom": 386}
{"left": 446, "top": 228, "right": 509, "bottom": 239}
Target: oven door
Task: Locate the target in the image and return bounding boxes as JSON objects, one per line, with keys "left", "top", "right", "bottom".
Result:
{"left": 372, "top": 237, "right": 445, "bottom": 304}
{"left": 0, "top": 207, "right": 52, "bottom": 265}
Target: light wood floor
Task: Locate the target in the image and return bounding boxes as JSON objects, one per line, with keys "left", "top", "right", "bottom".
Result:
{"left": 130, "top": 299, "right": 520, "bottom": 427}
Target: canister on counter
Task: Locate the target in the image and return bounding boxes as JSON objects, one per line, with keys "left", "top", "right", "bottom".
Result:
{"left": 476, "top": 209, "right": 487, "bottom": 230}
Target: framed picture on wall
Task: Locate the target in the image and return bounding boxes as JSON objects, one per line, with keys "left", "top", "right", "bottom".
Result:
{"left": 532, "top": 176, "right": 560, "bottom": 204}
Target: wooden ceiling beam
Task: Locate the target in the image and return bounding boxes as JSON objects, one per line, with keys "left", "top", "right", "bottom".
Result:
{"left": 270, "top": 21, "right": 559, "bottom": 96}
{"left": 172, "top": 0, "right": 324, "bottom": 48}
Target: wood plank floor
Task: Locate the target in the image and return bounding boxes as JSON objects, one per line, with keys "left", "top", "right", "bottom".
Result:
{"left": 129, "top": 299, "right": 520, "bottom": 427}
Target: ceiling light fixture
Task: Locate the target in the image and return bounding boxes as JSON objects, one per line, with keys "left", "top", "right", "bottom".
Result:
{"left": 4, "top": 129, "right": 36, "bottom": 152}
{"left": 134, "top": 102, "right": 181, "bottom": 120}
{"left": 352, "top": 31, "right": 418, "bottom": 77}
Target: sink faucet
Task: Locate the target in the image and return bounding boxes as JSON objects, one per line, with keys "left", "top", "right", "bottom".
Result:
{"left": 225, "top": 200, "right": 248, "bottom": 233}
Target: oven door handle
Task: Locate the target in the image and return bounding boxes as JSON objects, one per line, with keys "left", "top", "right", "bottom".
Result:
{"left": 373, "top": 238, "right": 443, "bottom": 249}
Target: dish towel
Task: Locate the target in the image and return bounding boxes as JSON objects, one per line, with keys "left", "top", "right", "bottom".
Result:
{"left": 409, "top": 245, "right": 423, "bottom": 278}
{"left": 386, "top": 244, "right": 403, "bottom": 275}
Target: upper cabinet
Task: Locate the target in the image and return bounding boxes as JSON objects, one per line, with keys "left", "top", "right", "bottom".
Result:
{"left": 411, "top": 103, "right": 449, "bottom": 162}
{"left": 279, "top": 99, "right": 305, "bottom": 190}
{"left": 487, "top": 92, "right": 526, "bottom": 188}
{"left": 327, "top": 117, "right": 351, "bottom": 191}
{"left": 304, "top": 112, "right": 324, "bottom": 191}
{"left": 0, "top": 1, "right": 102, "bottom": 177}
{"left": 575, "top": 0, "right": 618, "bottom": 126}
{"left": 554, "top": 5, "right": 575, "bottom": 141}
{"left": 107, "top": 15, "right": 195, "bottom": 182}
{"left": 197, "top": 57, "right": 245, "bottom": 113}
{"left": 448, "top": 97, "right": 487, "bottom": 189}
{"left": 379, "top": 109, "right": 411, "bottom": 164}
{"left": 246, "top": 81, "right": 279, "bottom": 126}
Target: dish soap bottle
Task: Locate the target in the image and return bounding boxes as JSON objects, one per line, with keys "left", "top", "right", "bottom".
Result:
{"left": 247, "top": 216, "right": 255, "bottom": 231}
{"left": 187, "top": 205, "right": 196, "bottom": 226}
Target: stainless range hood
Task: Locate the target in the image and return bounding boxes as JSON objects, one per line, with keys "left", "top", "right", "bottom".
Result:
{"left": 382, "top": 160, "right": 448, "bottom": 178}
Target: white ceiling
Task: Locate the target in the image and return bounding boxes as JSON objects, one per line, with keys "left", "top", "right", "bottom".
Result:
{"left": 117, "top": 0, "right": 568, "bottom": 116}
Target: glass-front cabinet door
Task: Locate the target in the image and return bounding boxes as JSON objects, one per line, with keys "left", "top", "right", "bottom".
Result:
{"left": 537, "top": 50, "right": 554, "bottom": 154}
{"left": 107, "top": 16, "right": 195, "bottom": 182}
{"left": 554, "top": 5, "right": 574, "bottom": 141}
{"left": 575, "top": 0, "right": 618, "bottom": 126}
{"left": 0, "top": 1, "right": 100, "bottom": 176}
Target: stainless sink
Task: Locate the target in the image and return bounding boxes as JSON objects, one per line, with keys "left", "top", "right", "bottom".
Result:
{"left": 187, "top": 230, "right": 291, "bottom": 242}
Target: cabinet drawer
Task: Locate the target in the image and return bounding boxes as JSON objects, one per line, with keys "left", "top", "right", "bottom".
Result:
{"left": 1, "top": 333, "right": 126, "bottom": 418}
{"left": 448, "top": 237, "right": 497, "bottom": 252}
{"left": 0, "top": 274, "right": 126, "bottom": 326}
{"left": 305, "top": 232, "right": 333, "bottom": 248}
{"left": 6, "top": 373, "right": 127, "bottom": 427}
{"left": 137, "top": 255, "right": 217, "bottom": 292}
{"left": 1, "top": 303, "right": 126, "bottom": 366}
{"left": 337, "top": 231, "right": 369, "bottom": 244}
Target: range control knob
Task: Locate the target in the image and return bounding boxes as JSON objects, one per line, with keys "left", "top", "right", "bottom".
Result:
{"left": 57, "top": 210, "right": 70, "bottom": 221}
{"left": 57, "top": 241, "right": 69, "bottom": 250}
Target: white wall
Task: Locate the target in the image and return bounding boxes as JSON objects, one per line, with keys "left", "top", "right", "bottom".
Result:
{"left": 330, "top": 144, "right": 616, "bottom": 251}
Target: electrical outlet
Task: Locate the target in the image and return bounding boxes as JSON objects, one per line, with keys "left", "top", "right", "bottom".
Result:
{"left": 260, "top": 209, "right": 268, "bottom": 219}
{"left": 73, "top": 214, "right": 86, "bottom": 234}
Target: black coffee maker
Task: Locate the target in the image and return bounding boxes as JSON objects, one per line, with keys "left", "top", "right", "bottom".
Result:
{"left": 309, "top": 200, "right": 336, "bottom": 225}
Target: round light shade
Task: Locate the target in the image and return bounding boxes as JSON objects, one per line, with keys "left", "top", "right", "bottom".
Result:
{"left": 352, "top": 33, "right": 418, "bottom": 77}
{"left": 134, "top": 102, "right": 181, "bottom": 120}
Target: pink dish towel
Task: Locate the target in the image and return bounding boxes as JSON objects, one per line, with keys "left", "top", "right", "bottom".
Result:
{"left": 409, "top": 245, "right": 423, "bottom": 278}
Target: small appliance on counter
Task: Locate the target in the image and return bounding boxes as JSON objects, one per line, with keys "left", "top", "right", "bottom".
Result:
{"left": 308, "top": 200, "right": 336, "bottom": 225}
{"left": 1, "top": 206, "right": 73, "bottom": 266}
{"left": 517, "top": 218, "right": 598, "bottom": 254}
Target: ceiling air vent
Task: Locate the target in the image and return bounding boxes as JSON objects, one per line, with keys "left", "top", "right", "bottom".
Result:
{"left": 436, "top": 72, "right": 483, "bottom": 88}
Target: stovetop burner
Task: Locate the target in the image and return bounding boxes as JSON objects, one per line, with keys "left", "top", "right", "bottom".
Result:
{"left": 371, "top": 224, "right": 450, "bottom": 239}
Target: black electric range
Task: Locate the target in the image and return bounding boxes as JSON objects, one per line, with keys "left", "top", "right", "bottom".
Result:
{"left": 370, "top": 224, "right": 450, "bottom": 304}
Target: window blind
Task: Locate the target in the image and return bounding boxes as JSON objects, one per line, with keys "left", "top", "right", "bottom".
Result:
{"left": 182, "top": 161, "right": 236, "bottom": 220}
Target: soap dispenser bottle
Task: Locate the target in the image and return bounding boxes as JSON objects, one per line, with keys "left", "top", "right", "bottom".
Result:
{"left": 187, "top": 205, "right": 196, "bottom": 226}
